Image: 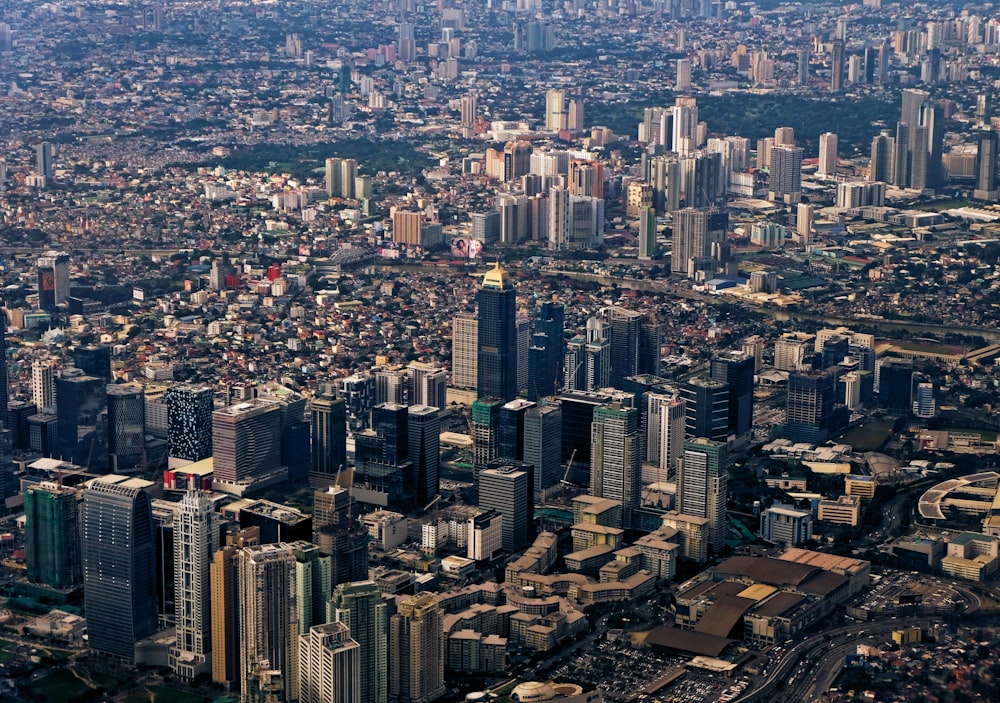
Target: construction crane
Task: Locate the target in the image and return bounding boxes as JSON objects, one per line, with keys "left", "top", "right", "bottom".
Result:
{"left": 559, "top": 449, "right": 586, "bottom": 503}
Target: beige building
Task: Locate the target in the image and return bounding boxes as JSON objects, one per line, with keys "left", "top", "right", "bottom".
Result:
{"left": 390, "top": 593, "right": 446, "bottom": 703}
{"left": 298, "top": 622, "right": 361, "bottom": 703}
{"left": 817, "top": 495, "right": 862, "bottom": 526}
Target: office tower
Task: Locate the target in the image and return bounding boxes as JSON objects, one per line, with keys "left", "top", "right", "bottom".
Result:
{"left": 408, "top": 405, "right": 440, "bottom": 508}
{"left": 830, "top": 39, "right": 844, "bottom": 91}
{"left": 325, "top": 158, "right": 342, "bottom": 197}
{"left": 503, "top": 141, "right": 532, "bottom": 183}
{"left": 452, "top": 312, "right": 478, "bottom": 391}
{"left": 171, "top": 490, "right": 219, "bottom": 679}
{"left": 82, "top": 475, "right": 157, "bottom": 662}
{"left": 292, "top": 541, "right": 333, "bottom": 632}
{"left": 7, "top": 400, "right": 36, "bottom": 451}
{"left": 709, "top": 352, "right": 755, "bottom": 439}
{"left": 310, "top": 392, "right": 347, "bottom": 485}
{"left": 977, "top": 93, "right": 992, "bottom": 129}
{"left": 390, "top": 593, "right": 446, "bottom": 703}
{"left": 523, "top": 403, "right": 562, "bottom": 499}
{"left": 773, "top": 126, "right": 795, "bottom": 147}
{"left": 680, "top": 376, "right": 729, "bottom": 442}
{"left": 867, "top": 130, "right": 893, "bottom": 183}
{"left": 408, "top": 362, "right": 447, "bottom": 411}
{"left": 472, "top": 397, "right": 502, "bottom": 493}
{"left": 31, "top": 359, "right": 55, "bottom": 411}
{"left": 912, "top": 381, "right": 936, "bottom": 419}
{"left": 468, "top": 509, "right": 504, "bottom": 561}
{"left": 55, "top": 374, "right": 108, "bottom": 468}
{"left": 647, "top": 393, "right": 685, "bottom": 479}
{"left": 36, "top": 250, "right": 70, "bottom": 310}
{"left": 374, "top": 368, "right": 406, "bottom": 406}
{"left": 167, "top": 384, "right": 214, "bottom": 467}
{"left": 671, "top": 208, "right": 728, "bottom": 277}
{"left": 785, "top": 369, "right": 843, "bottom": 443}
{"left": 567, "top": 98, "right": 584, "bottom": 131}
{"left": 798, "top": 48, "right": 809, "bottom": 84}
{"left": 498, "top": 398, "right": 534, "bottom": 461}
{"left": 299, "top": 622, "right": 361, "bottom": 703}
{"left": 476, "top": 262, "right": 517, "bottom": 402}
{"left": 545, "top": 88, "right": 566, "bottom": 131}
{"left": 479, "top": 460, "right": 534, "bottom": 553}
{"left": 398, "top": 21, "right": 415, "bottom": 61}
{"left": 36, "top": 141, "right": 53, "bottom": 180}
{"left": 74, "top": 345, "right": 112, "bottom": 381}
{"left": 24, "top": 482, "right": 82, "bottom": 590}
{"left": 106, "top": 384, "right": 145, "bottom": 472}
{"left": 818, "top": 132, "right": 838, "bottom": 177}
{"left": 769, "top": 145, "right": 803, "bottom": 204}
{"left": 760, "top": 505, "right": 813, "bottom": 546}
{"left": 878, "top": 357, "right": 914, "bottom": 411}
{"left": 313, "top": 487, "right": 368, "bottom": 586}
{"left": 921, "top": 103, "right": 944, "bottom": 189}
{"left": 558, "top": 389, "right": 614, "bottom": 466}
{"left": 901, "top": 89, "right": 928, "bottom": 149}
{"left": 212, "top": 399, "right": 282, "bottom": 483}
{"left": 672, "top": 97, "right": 699, "bottom": 151}
{"left": 212, "top": 528, "right": 261, "bottom": 689}
{"left": 460, "top": 93, "right": 477, "bottom": 127}
{"left": 338, "top": 373, "right": 375, "bottom": 432}
{"left": 893, "top": 122, "right": 910, "bottom": 187}
{"left": 639, "top": 206, "right": 657, "bottom": 261}
{"left": 27, "top": 412, "right": 58, "bottom": 456}
{"left": 329, "top": 581, "right": 390, "bottom": 703}
{"left": 340, "top": 159, "right": 358, "bottom": 199}
{"left": 0, "top": 308, "right": 5, "bottom": 426}
{"left": 604, "top": 307, "right": 659, "bottom": 389}
{"left": 238, "top": 543, "right": 299, "bottom": 702}
{"left": 527, "top": 302, "right": 564, "bottom": 401}
{"left": 910, "top": 125, "right": 930, "bottom": 191}
{"left": 590, "top": 404, "right": 641, "bottom": 528}
{"left": 741, "top": 336, "right": 764, "bottom": 374}
{"left": 678, "top": 438, "right": 728, "bottom": 553}
{"left": 675, "top": 58, "right": 692, "bottom": 91}
{"left": 975, "top": 130, "right": 998, "bottom": 199}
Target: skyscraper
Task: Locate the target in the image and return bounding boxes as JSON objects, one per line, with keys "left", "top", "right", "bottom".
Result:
{"left": 479, "top": 460, "right": 534, "bottom": 553}
{"left": 238, "top": 543, "right": 299, "bottom": 703}
{"left": 212, "top": 399, "right": 282, "bottom": 483}
{"left": 604, "top": 306, "right": 660, "bottom": 389}
{"left": 785, "top": 369, "right": 843, "bottom": 444}
{"left": 498, "top": 398, "right": 534, "bottom": 461}
{"left": 523, "top": 402, "right": 562, "bottom": 499}
{"left": 36, "top": 250, "right": 70, "bottom": 310}
{"left": 452, "top": 312, "right": 478, "bottom": 391}
{"left": 830, "top": 39, "right": 844, "bottom": 91}
{"left": 680, "top": 376, "right": 729, "bottom": 442}
{"left": 671, "top": 208, "right": 728, "bottom": 277}
{"left": 638, "top": 206, "right": 657, "bottom": 261}
{"left": 55, "top": 374, "right": 108, "bottom": 468}
{"left": 678, "top": 438, "right": 728, "bottom": 553}
{"left": 477, "top": 262, "right": 517, "bottom": 402}
{"left": 298, "top": 622, "right": 361, "bottom": 703}
{"left": 74, "top": 345, "right": 112, "bottom": 381}
{"left": 24, "top": 482, "right": 82, "bottom": 590}
{"left": 329, "top": 581, "right": 390, "bottom": 703}
{"left": 36, "top": 141, "right": 53, "bottom": 180}
{"left": 471, "top": 397, "right": 502, "bottom": 494}
{"left": 818, "top": 132, "right": 838, "bottom": 177}
{"left": 81, "top": 475, "right": 158, "bottom": 662}
{"left": 590, "top": 403, "right": 641, "bottom": 528}
{"left": 709, "top": 351, "right": 755, "bottom": 439}
{"left": 107, "top": 384, "right": 145, "bottom": 472}
{"left": 312, "top": 487, "right": 369, "bottom": 587}
{"left": 0, "top": 305, "right": 6, "bottom": 427}
{"left": 167, "top": 384, "right": 214, "bottom": 468}
{"left": 171, "top": 490, "right": 219, "bottom": 680}
{"left": 310, "top": 392, "right": 348, "bottom": 486}
{"left": 769, "top": 145, "right": 803, "bottom": 204}
{"left": 646, "top": 393, "right": 685, "bottom": 479}
{"left": 211, "top": 528, "right": 261, "bottom": 689}
{"left": 975, "top": 130, "right": 998, "bottom": 200}
{"left": 408, "top": 362, "right": 447, "bottom": 411}
{"left": 31, "top": 359, "right": 55, "bottom": 412}
{"left": 390, "top": 593, "right": 446, "bottom": 703}
{"left": 407, "top": 405, "right": 440, "bottom": 508}
{"left": 527, "top": 301, "right": 564, "bottom": 400}
{"left": 545, "top": 88, "right": 566, "bottom": 131}
{"left": 869, "top": 130, "right": 895, "bottom": 184}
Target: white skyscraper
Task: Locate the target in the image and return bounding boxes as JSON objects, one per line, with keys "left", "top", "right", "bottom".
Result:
{"left": 818, "top": 132, "right": 838, "bottom": 177}
{"left": 647, "top": 393, "right": 686, "bottom": 479}
{"left": 545, "top": 88, "right": 566, "bottom": 131}
{"left": 31, "top": 359, "right": 56, "bottom": 411}
{"left": 298, "top": 622, "right": 361, "bottom": 703}
{"left": 171, "top": 490, "right": 220, "bottom": 680}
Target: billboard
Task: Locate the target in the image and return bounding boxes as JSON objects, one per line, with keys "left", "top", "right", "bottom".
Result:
{"left": 450, "top": 238, "right": 483, "bottom": 260}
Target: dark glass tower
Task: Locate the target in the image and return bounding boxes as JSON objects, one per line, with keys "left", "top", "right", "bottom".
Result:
{"left": 55, "top": 374, "right": 108, "bottom": 468}
{"left": 0, "top": 306, "right": 7, "bottom": 428}
{"left": 107, "top": 385, "right": 145, "bottom": 472}
{"left": 477, "top": 262, "right": 517, "bottom": 402}
{"left": 166, "top": 385, "right": 214, "bottom": 464}
{"left": 709, "top": 351, "right": 755, "bottom": 438}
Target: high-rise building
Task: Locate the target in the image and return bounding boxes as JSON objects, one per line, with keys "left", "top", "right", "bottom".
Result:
{"left": 24, "top": 482, "right": 82, "bottom": 590}
{"left": 523, "top": 402, "right": 562, "bottom": 499}
{"left": 479, "top": 460, "right": 534, "bottom": 553}
{"left": 878, "top": 357, "right": 914, "bottom": 411}
{"left": 36, "top": 141, "right": 54, "bottom": 180}
{"left": 760, "top": 505, "right": 813, "bottom": 546}
{"left": 646, "top": 393, "right": 685, "bottom": 479}
{"left": 310, "top": 392, "right": 348, "bottom": 486}
{"left": 74, "top": 345, "right": 112, "bottom": 381}
{"left": 527, "top": 302, "right": 564, "bottom": 400}
{"left": 545, "top": 88, "right": 566, "bottom": 131}
{"left": 912, "top": 381, "right": 936, "bottom": 419}
{"left": 298, "top": 622, "right": 361, "bottom": 703}
{"left": 81, "top": 475, "right": 158, "bottom": 662}
{"left": 471, "top": 397, "right": 502, "bottom": 493}
{"left": 211, "top": 529, "right": 261, "bottom": 689}
{"left": 390, "top": 593, "right": 446, "bottom": 703}
{"left": 590, "top": 403, "right": 641, "bottom": 528}
{"left": 769, "top": 145, "right": 803, "bottom": 204}
{"left": 678, "top": 438, "right": 728, "bottom": 552}
{"left": 818, "top": 132, "right": 838, "bottom": 177}
{"left": 830, "top": 39, "right": 844, "bottom": 91}
{"left": 975, "top": 129, "right": 998, "bottom": 200}
{"left": 292, "top": 540, "right": 333, "bottom": 633}
{"left": 408, "top": 405, "right": 440, "bottom": 508}
{"left": 329, "top": 580, "right": 390, "bottom": 703}
{"left": 212, "top": 399, "right": 282, "bottom": 483}
{"left": 0, "top": 307, "right": 6, "bottom": 427}
{"left": 167, "top": 385, "right": 214, "bottom": 468}
{"left": 313, "top": 487, "right": 369, "bottom": 587}
{"left": 498, "top": 398, "right": 534, "bottom": 462}
{"left": 675, "top": 58, "right": 692, "bottom": 91}
{"left": 869, "top": 130, "right": 895, "bottom": 184}
{"left": 55, "top": 374, "right": 108, "bottom": 468}
{"left": 477, "top": 262, "right": 517, "bottom": 402}
{"left": 639, "top": 206, "right": 657, "bottom": 261}
{"left": 170, "top": 490, "right": 219, "bottom": 680}
{"left": 452, "top": 312, "right": 478, "bottom": 391}
{"left": 107, "top": 384, "right": 145, "bottom": 472}
{"left": 31, "top": 359, "right": 56, "bottom": 411}
{"left": 558, "top": 389, "right": 615, "bottom": 466}
{"left": 671, "top": 208, "right": 728, "bottom": 277}
{"left": 408, "top": 362, "right": 447, "bottom": 411}
{"left": 604, "top": 307, "right": 660, "bottom": 389}
{"left": 709, "top": 351, "right": 755, "bottom": 439}
{"left": 785, "top": 369, "right": 844, "bottom": 444}
{"left": 238, "top": 543, "right": 299, "bottom": 703}
{"left": 36, "top": 250, "right": 70, "bottom": 310}
{"left": 680, "top": 376, "right": 729, "bottom": 442}
{"left": 7, "top": 400, "right": 36, "bottom": 451}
